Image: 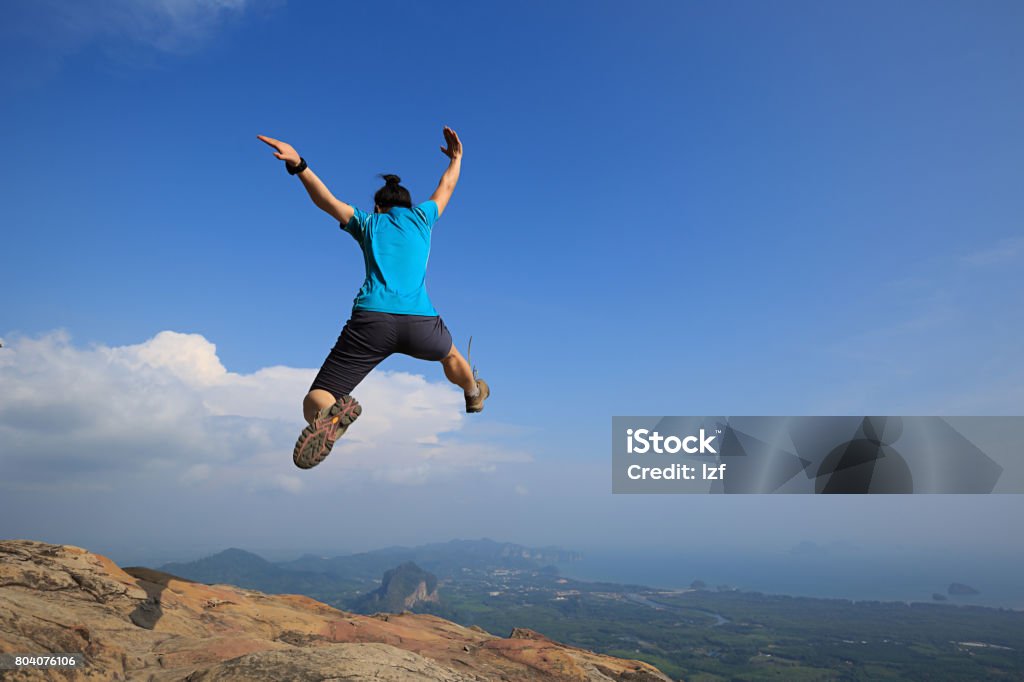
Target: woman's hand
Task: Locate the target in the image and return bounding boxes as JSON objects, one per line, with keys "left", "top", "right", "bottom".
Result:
{"left": 257, "top": 134, "right": 301, "bottom": 165}
{"left": 439, "top": 126, "right": 463, "bottom": 161}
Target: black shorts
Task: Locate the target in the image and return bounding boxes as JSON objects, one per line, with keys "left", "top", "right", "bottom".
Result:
{"left": 309, "top": 309, "right": 453, "bottom": 398}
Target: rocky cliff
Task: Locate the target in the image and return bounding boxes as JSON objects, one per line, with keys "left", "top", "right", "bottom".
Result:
{"left": 354, "top": 561, "right": 439, "bottom": 614}
{"left": 0, "top": 540, "right": 673, "bottom": 681}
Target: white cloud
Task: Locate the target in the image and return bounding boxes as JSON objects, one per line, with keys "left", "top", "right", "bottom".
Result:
{"left": 0, "top": 330, "right": 530, "bottom": 494}
{"left": 7, "top": 0, "right": 266, "bottom": 61}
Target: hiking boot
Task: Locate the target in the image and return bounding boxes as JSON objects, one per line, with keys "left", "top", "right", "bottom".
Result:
{"left": 293, "top": 394, "right": 362, "bottom": 469}
{"left": 465, "top": 379, "right": 490, "bottom": 414}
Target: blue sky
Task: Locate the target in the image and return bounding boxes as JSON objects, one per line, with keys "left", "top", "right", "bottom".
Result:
{"left": 1, "top": 1, "right": 1023, "bottom": 565}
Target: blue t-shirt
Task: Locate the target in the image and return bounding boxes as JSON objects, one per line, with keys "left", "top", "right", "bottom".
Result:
{"left": 341, "top": 200, "right": 439, "bottom": 316}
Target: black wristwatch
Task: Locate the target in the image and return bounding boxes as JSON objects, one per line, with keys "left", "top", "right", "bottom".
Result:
{"left": 286, "top": 157, "right": 308, "bottom": 175}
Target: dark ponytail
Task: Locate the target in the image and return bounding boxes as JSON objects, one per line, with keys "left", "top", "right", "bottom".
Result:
{"left": 374, "top": 173, "right": 413, "bottom": 211}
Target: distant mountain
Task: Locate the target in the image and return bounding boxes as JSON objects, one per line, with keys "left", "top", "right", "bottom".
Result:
{"left": 948, "top": 582, "right": 980, "bottom": 596}
{"left": 281, "top": 545, "right": 416, "bottom": 582}
{"left": 159, "top": 547, "right": 361, "bottom": 596}
{"left": 155, "top": 539, "right": 580, "bottom": 603}
{"left": 280, "top": 538, "right": 581, "bottom": 580}
{"left": 354, "top": 561, "right": 440, "bottom": 613}
{"left": 161, "top": 547, "right": 277, "bottom": 583}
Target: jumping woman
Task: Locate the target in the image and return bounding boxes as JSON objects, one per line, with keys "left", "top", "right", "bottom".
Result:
{"left": 257, "top": 127, "right": 490, "bottom": 470}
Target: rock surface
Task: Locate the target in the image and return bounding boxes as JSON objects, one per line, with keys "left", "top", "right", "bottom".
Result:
{"left": 0, "top": 540, "right": 674, "bottom": 681}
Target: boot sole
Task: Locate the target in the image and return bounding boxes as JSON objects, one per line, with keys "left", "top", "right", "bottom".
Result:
{"left": 293, "top": 395, "right": 362, "bottom": 470}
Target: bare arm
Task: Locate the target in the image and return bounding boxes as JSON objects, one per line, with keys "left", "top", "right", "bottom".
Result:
{"left": 429, "top": 126, "right": 463, "bottom": 218}
{"left": 257, "top": 135, "right": 354, "bottom": 225}
{"left": 294, "top": 167, "right": 355, "bottom": 225}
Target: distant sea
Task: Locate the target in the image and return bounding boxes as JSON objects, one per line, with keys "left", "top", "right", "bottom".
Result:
{"left": 556, "top": 545, "right": 1024, "bottom": 610}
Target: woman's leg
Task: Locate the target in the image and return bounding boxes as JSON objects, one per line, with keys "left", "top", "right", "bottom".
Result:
{"left": 441, "top": 344, "right": 477, "bottom": 394}
{"left": 396, "top": 314, "right": 489, "bottom": 413}
{"left": 293, "top": 311, "right": 395, "bottom": 469}
{"left": 304, "top": 311, "right": 395, "bottom": 421}
{"left": 303, "top": 389, "right": 337, "bottom": 425}
{"left": 444, "top": 343, "right": 489, "bottom": 413}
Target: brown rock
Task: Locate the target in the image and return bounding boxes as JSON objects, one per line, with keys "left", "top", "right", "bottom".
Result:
{"left": 185, "top": 643, "right": 478, "bottom": 681}
{"left": 0, "top": 540, "right": 675, "bottom": 681}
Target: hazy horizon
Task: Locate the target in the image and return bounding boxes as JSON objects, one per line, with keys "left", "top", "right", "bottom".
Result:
{"left": 44, "top": 533, "right": 1021, "bottom": 612}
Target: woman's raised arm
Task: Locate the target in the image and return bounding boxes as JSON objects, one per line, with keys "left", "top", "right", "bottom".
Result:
{"left": 257, "top": 134, "right": 354, "bottom": 225}
{"left": 429, "top": 126, "right": 463, "bottom": 218}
